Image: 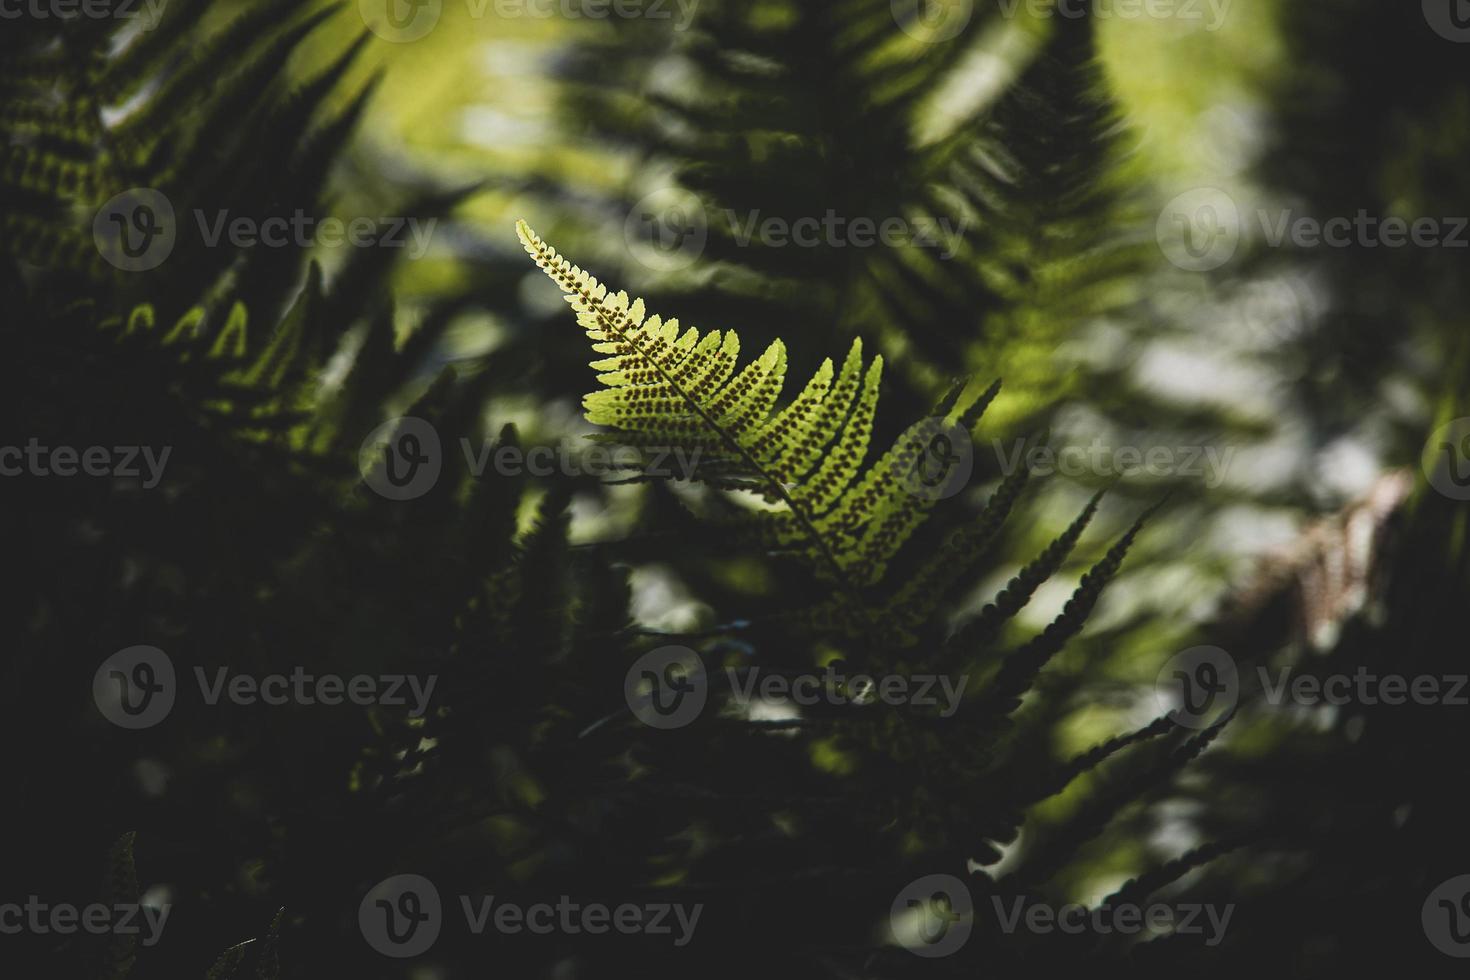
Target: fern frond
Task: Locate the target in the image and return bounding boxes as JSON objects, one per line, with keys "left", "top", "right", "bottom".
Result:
{"left": 519, "top": 220, "right": 991, "bottom": 589}
{"left": 948, "top": 487, "right": 1105, "bottom": 652}
{"left": 1001, "top": 708, "right": 1235, "bottom": 891}
{"left": 1102, "top": 837, "right": 1248, "bottom": 908}
{"left": 970, "top": 502, "right": 1155, "bottom": 721}
{"left": 893, "top": 458, "right": 1031, "bottom": 633}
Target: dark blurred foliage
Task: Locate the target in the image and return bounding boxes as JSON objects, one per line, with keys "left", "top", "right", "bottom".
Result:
{"left": 1125, "top": 0, "right": 1470, "bottom": 973}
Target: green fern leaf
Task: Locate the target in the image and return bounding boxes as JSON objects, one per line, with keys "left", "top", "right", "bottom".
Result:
{"left": 517, "top": 220, "right": 990, "bottom": 589}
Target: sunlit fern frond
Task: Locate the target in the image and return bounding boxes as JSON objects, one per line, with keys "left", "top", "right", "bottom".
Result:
{"left": 518, "top": 219, "right": 1001, "bottom": 590}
